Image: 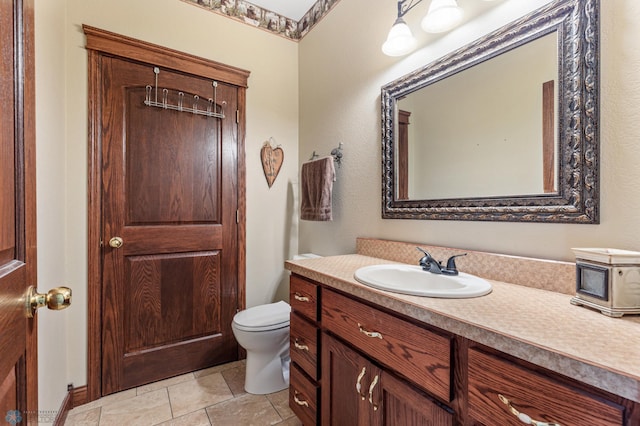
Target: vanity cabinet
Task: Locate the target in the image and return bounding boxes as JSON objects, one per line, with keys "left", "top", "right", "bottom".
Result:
{"left": 468, "top": 348, "right": 625, "bottom": 426}
{"left": 289, "top": 273, "right": 639, "bottom": 426}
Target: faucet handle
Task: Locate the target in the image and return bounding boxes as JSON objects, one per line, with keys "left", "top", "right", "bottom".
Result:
{"left": 416, "top": 247, "right": 430, "bottom": 257}
{"left": 416, "top": 247, "right": 436, "bottom": 263}
{"left": 445, "top": 253, "right": 467, "bottom": 272}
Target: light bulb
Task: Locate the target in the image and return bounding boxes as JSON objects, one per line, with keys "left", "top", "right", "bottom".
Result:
{"left": 382, "top": 18, "right": 418, "bottom": 56}
{"left": 421, "top": 0, "right": 464, "bottom": 34}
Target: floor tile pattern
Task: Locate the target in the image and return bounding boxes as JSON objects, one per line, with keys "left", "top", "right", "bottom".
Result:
{"left": 65, "top": 360, "right": 302, "bottom": 426}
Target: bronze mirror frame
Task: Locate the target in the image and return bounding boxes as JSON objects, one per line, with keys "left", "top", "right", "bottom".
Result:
{"left": 381, "top": 0, "right": 599, "bottom": 223}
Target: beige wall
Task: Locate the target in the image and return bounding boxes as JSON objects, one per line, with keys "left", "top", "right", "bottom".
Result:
{"left": 35, "top": 0, "right": 299, "bottom": 413}
{"left": 298, "top": 0, "right": 640, "bottom": 261}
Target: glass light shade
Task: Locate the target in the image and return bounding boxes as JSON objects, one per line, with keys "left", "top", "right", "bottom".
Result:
{"left": 421, "top": 0, "right": 464, "bottom": 34}
{"left": 382, "top": 18, "right": 417, "bottom": 56}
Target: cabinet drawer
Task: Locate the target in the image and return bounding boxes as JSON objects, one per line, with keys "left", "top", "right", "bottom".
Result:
{"left": 290, "top": 275, "right": 319, "bottom": 322}
{"left": 290, "top": 363, "right": 319, "bottom": 426}
{"left": 468, "top": 348, "right": 624, "bottom": 426}
{"left": 290, "top": 312, "right": 319, "bottom": 381}
{"left": 322, "top": 289, "right": 452, "bottom": 402}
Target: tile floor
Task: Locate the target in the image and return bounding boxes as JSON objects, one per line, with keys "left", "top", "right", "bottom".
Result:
{"left": 64, "top": 360, "right": 302, "bottom": 426}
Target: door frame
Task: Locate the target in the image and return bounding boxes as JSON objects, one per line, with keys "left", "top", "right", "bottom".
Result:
{"left": 84, "top": 26, "right": 249, "bottom": 402}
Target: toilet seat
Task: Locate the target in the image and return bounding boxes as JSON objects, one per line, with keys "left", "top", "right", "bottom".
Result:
{"left": 233, "top": 300, "right": 291, "bottom": 332}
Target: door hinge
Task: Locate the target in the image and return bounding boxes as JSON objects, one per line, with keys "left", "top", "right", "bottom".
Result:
{"left": 236, "top": 209, "right": 240, "bottom": 223}
{"left": 236, "top": 110, "right": 239, "bottom": 123}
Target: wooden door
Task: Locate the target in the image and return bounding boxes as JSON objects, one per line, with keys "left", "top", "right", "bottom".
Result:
{"left": 0, "top": 0, "right": 37, "bottom": 421}
{"left": 397, "top": 110, "right": 410, "bottom": 200}
{"left": 99, "top": 56, "right": 240, "bottom": 394}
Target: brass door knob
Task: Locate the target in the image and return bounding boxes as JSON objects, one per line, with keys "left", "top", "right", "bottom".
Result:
{"left": 26, "top": 286, "right": 72, "bottom": 318}
{"left": 109, "top": 236, "right": 123, "bottom": 248}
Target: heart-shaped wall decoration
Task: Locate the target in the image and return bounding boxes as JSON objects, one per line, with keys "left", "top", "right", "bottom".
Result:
{"left": 260, "top": 142, "right": 284, "bottom": 188}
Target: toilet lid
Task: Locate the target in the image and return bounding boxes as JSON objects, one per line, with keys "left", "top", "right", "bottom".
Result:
{"left": 233, "top": 301, "right": 291, "bottom": 331}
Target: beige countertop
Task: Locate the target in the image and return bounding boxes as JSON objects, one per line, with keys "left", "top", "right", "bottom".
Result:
{"left": 285, "top": 254, "right": 640, "bottom": 403}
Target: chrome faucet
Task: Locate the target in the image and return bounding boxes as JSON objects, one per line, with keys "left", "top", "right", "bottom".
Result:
{"left": 416, "top": 247, "right": 467, "bottom": 276}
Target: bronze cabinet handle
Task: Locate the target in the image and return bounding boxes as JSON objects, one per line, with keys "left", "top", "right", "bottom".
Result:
{"left": 294, "top": 292, "right": 310, "bottom": 302}
{"left": 498, "top": 394, "right": 562, "bottom": 426}
{"left": 368, "top": 374, "right": 380, "bottom": 411}
{"left": 294, "top": 339, "right": 309, "bottom": 351}
{"left": 293, "top": 391, "right": 309, "bottom": 407}
{"left": 355, "top": 367, "right": 367, "bottom": 400}
{"left": 358, "top": 323, "right": 383, "bottom": 339}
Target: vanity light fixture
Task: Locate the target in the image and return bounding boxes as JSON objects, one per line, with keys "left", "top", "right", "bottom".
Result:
{"left": 382, "top": 0, "right": 464, "bottom": 57}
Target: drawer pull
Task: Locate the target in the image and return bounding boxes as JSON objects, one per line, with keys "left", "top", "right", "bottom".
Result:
{"left": 498, "top": 394, "right": 561, "bottom": 426}
{"left": 368, "top": 374, "right": 380, "bottom": 411}
{"left": 294, "top": 339, "right": 309, "bottom": 351}
{"left": 293, "top": 391, "right": 309, "bottom": 407}
{"left": 294, "top": 292, "right": 310, "bottom": 302}
{"left": 355, "top": 367, "right": 367, "bottom": 400}
{"left": 358, "top": 323, "right": 383, "bottom": 339}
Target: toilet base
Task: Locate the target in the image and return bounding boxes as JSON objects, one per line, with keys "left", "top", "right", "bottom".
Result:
{"left": 244, "top": 353, "right": 290, "bottom": 394}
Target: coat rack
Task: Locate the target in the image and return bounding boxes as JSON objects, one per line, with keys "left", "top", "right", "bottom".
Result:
{"left": 144, "top": 67, "right": 225, "bottom": 118}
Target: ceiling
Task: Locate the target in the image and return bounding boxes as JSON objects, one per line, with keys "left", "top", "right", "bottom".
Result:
{"left": 248, "top": 0, "right": 318, "bottom": 21}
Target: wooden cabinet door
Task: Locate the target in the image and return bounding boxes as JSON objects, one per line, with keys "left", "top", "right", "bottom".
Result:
{"left": 375, "top": 372, "right": 453, "bottom": 426}
{"left": 322, "top": 333, "right": 377, "bottom": 426}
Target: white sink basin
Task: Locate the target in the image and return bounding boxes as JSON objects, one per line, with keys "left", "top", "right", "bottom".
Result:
{"left": 354, "top": 264, "right": 492, "bottom": 298}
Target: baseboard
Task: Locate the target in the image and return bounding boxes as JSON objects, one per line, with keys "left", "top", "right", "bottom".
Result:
{"left": 72, "top": 385, "right": 88, "bottom": 407}
{"left": 52, "top": 384, "right": 88, "bottom": 425}
{"left": 53, "top": 386, "right": 73, "bottom": 426}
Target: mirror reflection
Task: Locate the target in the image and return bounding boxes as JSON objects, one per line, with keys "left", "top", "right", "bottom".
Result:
{"left": 397, "top": 33, "right": 558, "bottom": 200}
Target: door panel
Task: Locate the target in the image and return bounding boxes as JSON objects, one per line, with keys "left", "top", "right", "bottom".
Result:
{"left": 0, "top": 367, "right": 18, "bottom": 416}
{"left": 125, "top": 251, "right": 221, "bottom": 351}
{"left": 125, "top": 86, "right": 221, "bottom": 225}
{"left": 100, "top": 56, "right": 239, "bottom": 394}
{"left": 0, "top": 0, "right": 36, "bottom": 420}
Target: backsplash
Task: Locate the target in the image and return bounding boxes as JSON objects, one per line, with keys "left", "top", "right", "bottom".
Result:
{"left": 356, "top": 238, "right": 575, "bottom": 295}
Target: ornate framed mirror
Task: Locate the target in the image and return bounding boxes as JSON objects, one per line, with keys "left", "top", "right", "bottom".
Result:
{"left": 381, "top": 0, "right": 599, "bottom": 223}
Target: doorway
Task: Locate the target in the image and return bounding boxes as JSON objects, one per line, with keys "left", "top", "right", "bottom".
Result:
{"left": 84, "top": 26, "right": 249, "bottom": 400}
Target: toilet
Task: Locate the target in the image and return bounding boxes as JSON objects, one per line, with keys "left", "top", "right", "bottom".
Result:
{"left": 232, "top": 300, "right": 292, "bottom": 394}
{"left": 232, "top": 254, "right": 321, "bottom": 394}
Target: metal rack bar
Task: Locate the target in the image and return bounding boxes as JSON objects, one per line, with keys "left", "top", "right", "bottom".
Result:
{"left": 144, "top": 67, "right": 225, "bottom": 118}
